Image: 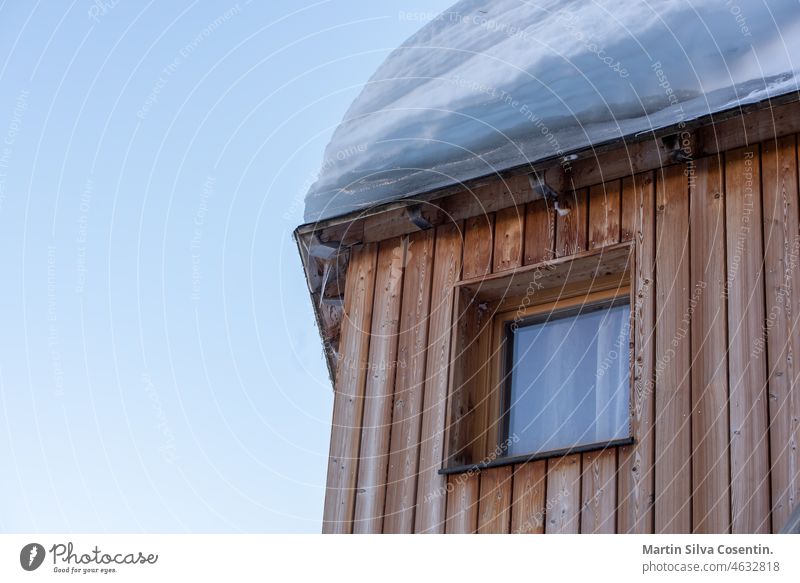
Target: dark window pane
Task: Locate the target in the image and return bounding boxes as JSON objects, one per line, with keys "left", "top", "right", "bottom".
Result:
{"left": 506, "top": 302, "right": 630, "bottom": 457}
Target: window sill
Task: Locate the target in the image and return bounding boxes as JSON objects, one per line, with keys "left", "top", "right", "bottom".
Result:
{"left": 437, "top": 437, "right": 634, "bottom": 475}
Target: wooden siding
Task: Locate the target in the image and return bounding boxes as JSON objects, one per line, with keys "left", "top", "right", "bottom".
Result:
{"left": 690, "top": 155, "right": 730, "bottom": 533}
{"left": 618, "top": 172, "right": 656, "bottom": 533}
{"left": 353, "top": 239, "right": 407, "bottom": 533}
{"left": 322, "top": 244, "right": 378, "bottom": 533}
{"left": 321, "top": 134, "right": 800, "bottom": 534}
{"left": 654, "top": 165, "right": 692, "bottom": 533}
{"left": 725, "top": 146, "right": 771, "bottom": 533}
{"left": 761, "top": 136, "right": 800, "bottom": 532}
{"left": 415, "top": 223, "right": 463, "bottom": 533}
{"left": 510, "top": 461, "right": 546, "bottom": 533}
{"left": 383, "top": 230, "right": 435, "bottom": 533}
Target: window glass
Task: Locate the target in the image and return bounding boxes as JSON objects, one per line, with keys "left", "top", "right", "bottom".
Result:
{"left": 505, "top": 302, "right": 630, "bottom": 457}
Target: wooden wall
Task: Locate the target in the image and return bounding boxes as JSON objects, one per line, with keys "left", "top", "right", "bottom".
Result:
{"left": 322, "top": 135, "right": 800, "bottom": 534}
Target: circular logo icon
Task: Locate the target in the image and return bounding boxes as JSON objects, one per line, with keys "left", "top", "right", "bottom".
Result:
{"left": 20, "top": 543, "right": 46, "bottom": 571}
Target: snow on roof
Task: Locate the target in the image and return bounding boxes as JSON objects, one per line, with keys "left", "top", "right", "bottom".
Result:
{"left": 304, "top": 0, "right": 800, "bottom": 223}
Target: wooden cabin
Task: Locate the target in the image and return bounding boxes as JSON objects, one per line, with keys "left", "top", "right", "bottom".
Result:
{"left": 294, "top": 0, "right": 800, "bottom": 533}
{"left": 296, "top": 93, "right": 800, "bottom": 534}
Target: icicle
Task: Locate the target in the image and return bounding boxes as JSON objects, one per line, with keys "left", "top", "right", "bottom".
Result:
{"left": 319, "top": 261, "right": 332, "bottom": 309}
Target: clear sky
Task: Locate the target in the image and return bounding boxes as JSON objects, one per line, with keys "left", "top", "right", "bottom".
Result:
{"left": 0, "top": 0, "right": 452, "bottom": 533}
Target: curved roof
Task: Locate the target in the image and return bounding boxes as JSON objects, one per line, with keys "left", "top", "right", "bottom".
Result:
{"left": 304, "top": 0, "right": 800, "bottom": 222}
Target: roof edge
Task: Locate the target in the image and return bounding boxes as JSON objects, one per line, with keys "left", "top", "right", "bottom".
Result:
{"left": 298, "top": 90, "right": 800, "bottom": 236}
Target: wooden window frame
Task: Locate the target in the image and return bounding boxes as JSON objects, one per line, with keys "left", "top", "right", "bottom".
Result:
{"left": 441, "top": 242, "right": 635, "bottom": 475}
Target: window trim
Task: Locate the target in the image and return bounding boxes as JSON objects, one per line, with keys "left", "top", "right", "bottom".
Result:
{"left": 440, "top": 241, "right": 635, "bottom": 474}
{"left": 438, "top": 436, "right": 635, "bottom": 475}
{"left": 497, "top": 291, "right": 633, "bottom": 460}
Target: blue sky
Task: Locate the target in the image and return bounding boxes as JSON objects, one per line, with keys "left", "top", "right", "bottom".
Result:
{"left": 0, "top": 0, "right": 452, "bottom": 533}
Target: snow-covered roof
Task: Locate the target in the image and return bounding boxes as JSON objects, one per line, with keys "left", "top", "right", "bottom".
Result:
{"left": 304, "top": 0, "right": 800, "bottom": 223}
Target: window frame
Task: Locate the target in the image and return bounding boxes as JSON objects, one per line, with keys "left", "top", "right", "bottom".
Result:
{"left": 440, "top": 241, "right": 636, "bottom": 475}
{"left": 496, "top": 289, "right": 634, "bottom": 460}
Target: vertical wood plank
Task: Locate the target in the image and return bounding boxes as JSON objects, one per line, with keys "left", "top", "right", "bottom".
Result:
{"left": 581, "top": 180, "right": 621, "bottom": 531}
{"left": 654, "top": 164, "right": 692, "bottom": 533}
{"left": 493, "top": 206, "right": 524, "bottom": 272}
{"left": 762, "top": 135, "right": 800, "bottom": 532}
{"left": 483, "top": 207, "right": 527, "bottom": 455}
{"left": 621, "top": 175, "right": 639, "bottom": 243}
{"left": 353, "top": 239, "right": 406, "bottom": 533}
{"left": 545, "top": 455, "right": 582, "bottom": 533}
{"left": 470, "top": 309, "right": 493, "bottom": 462}
{"left": 524, "top": 198, "right": 555, "bottom": 265}
{"left": 463, "top": 214, "right": 494, "bottom": 279}
{"left": 556, "top": 188, "right": 588, "bottom": 257}
{"left": 445, "top": 473, "right": 479, "bottom": 533}
{"left": 580, "top": 449, "right": 617, "bottom": 533}
{"left": 322, "top": 244, "right": 378, "bottom": 533}
{"left": 446, "top": 291, "right": 476, "bottom": 467}
{"left": 477, "top": 466, "right": 513, "bottom": 533}
{"left": 547, "top": 187, "right": 588, "bottom": 534}
{"left": 383, "top": 230, "right": 435, "bottom": 533}
{"left": 725, "top": 146, "right": 771, "bottom": 533}
{"left": 618, "top": 172, "right": 657, "bottom": 533}
{"left": 690, "top": 155, "right": 731, "bottom": 533}
{"left": 415, "top": 223, "right": 463, "bottom": 533}
{"left": 510, "top": 461, "right": 547, "bottom": 533}
{"left": 589, "top": 180, "right": 621, "bottom": 249}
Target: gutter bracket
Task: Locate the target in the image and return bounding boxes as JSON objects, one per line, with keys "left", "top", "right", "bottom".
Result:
{"left": 528, "top": 173, "right": 571, "bottom": 217}
{"left": 661, "top": 132, "right": 694, "bottom": 163}
{"left": 407, "top": 204, "right": 433, "bottom": 230}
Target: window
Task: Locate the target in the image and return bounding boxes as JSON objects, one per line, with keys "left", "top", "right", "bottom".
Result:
{"left": 500, "top": 298, "right": 631, "bottom": 458}
{"left": 442, "top": 242, "right": 634, "bottom": 473}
